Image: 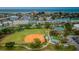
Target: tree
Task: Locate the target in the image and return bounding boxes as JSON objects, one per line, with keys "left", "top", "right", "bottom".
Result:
{"left": 29, "top": 38, "right": 42, "bottom": 48}
{"left": 73, "top": 30, "right": 79, "bottom": 35}
{"left": 5, "top": 42, "right": 15, "bottom": 49}
{"left": 44, "top": 22, "right": 51, "bottom": 29}
{"left": 0, "top": 29, "right": 4, "bottom": 39}
{"left": 2, "top": 27, "right": 14, "bottom": 34}
{"left": 64, "top": 23, "right": 72, "bottom": 31}
{"left": 64, "top": 23, "right": 73, "bottom": 36}
{"left": 16, "top": 13, "right": 22, "bottom": 19}
{"left": 49, "top": 30, "right": 59, "bottom": 36}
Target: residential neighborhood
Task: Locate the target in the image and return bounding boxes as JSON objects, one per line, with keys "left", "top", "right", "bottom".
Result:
{"left": 0, "top": 7, "right": 79, "bottom": 51}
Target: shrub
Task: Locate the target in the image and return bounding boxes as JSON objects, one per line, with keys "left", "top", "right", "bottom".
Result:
{"left": 60, "top": 39, "right": 68, "bottom": 43}
{"left": 9, "top": 27, "right": 16, "bottom": 33}
{"left": 29, "top": 38, "right": 42, "bottom": 48}
{"left": 49, "top": 30, "right": 59, "bottom": 36}
{"left": 2, "top": 27, "right": 14, "bottom": 34}
{"left": 54, "top": 43, "right": 60, "bottom": 49}
{"left": 44, "top": 22, "right": 51, "bottom": 29}
{"left": 19, "top": 24, "right": 25, "bottom": 30}
{"left": 2, "top": 28, "right": 9, "bottom": 34}
{"left": 0, "top": 27, "right": 15, "bottom": 38}
{"left": 35, "top": 23, "right": 42, "bottom": 29}
{"left": 64, "top": 23, "right": 73, "bottom": 31}
{"left": 16, "top": 26, "right": 23, "bottom": 32}
{"left": 34, "top": 38, "right": 42, "bottom": 47}
{"left": 24, "top": 24, "right": 32, "bottom": 29}
{"left": 0, "top": 30, "right": 4, "bottom": 39}
{"left": 5, "top": 42, "right": 15, "bottom": 49}
{"left": 67, "top": 45, "right": 76, "bottom": 50}
{"left": 0, "top": 30, "right": 3, "bottom": 34}
{"left": 63, "top": 30, "right": 70, "bottom": 37}
{"left": 74, "top": 30, "right": 79, "bottom": 35}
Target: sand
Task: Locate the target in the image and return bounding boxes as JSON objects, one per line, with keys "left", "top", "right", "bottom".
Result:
{"left": 24, "top": 34, "right": 45, "bottom": 43}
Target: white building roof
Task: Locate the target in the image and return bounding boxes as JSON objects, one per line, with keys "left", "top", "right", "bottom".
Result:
{"left": 74, "top": 24, "right": 79, "bottom": 28}
{"left": 73, "top": 24, "right": 79, "bottom": 30}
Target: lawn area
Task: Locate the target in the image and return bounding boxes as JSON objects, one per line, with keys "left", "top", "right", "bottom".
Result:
{"left": 0, "top": 28, "right": 76, "bottom": 51}
{"left": 0, "top": 29, "right": 51, "bottom": 51}
{"left": 51, "top": 36, "right": 60, "bottom": 40}
{"left": 0, "top": 29, "right": 49, "bottom": 44}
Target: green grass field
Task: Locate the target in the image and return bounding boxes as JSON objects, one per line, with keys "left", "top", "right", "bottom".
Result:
{"left": 0, "top": 29, "right": 50, "bottom": 51}
{"left": 0, "top": 29, "right": 48, "bottom": 44}
{"left": 0, "top": 29, "right": 76, "bottom": 51}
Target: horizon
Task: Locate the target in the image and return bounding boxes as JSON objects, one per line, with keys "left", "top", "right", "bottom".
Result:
{"left": 0, "top": 7, "right": 79, "bottom": 13}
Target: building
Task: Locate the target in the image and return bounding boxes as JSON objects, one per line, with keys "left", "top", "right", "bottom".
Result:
{"left": 73, "top": 24, "right": 79, "bottom": 30}
{"left": 9, "top": 16, "right": 19, "bottom": 21}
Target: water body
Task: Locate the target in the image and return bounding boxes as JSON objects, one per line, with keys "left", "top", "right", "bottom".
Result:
{"left": 0, "top": 7, "right": 79, "bottom": 13}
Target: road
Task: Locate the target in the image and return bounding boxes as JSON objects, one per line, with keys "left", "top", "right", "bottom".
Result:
{"left": 67, "top": 35, "right": 79, "bottom": 51}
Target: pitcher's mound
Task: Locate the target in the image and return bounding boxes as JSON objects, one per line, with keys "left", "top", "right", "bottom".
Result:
{"left": 24, "top": 34, "right": 45, "bottom": 43}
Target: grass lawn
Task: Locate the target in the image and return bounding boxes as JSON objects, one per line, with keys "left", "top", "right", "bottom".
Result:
{"left": 0, "top": 29, "right": 50, "bottom": 51}
{"left": 0, "top": 29, "right": 49, "bottom": 44}
{"left": 0, "top": 28, "right": 76, "bottom": 51}
{"left": 51, "top": 35, "right": 61, "bottom": 40}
